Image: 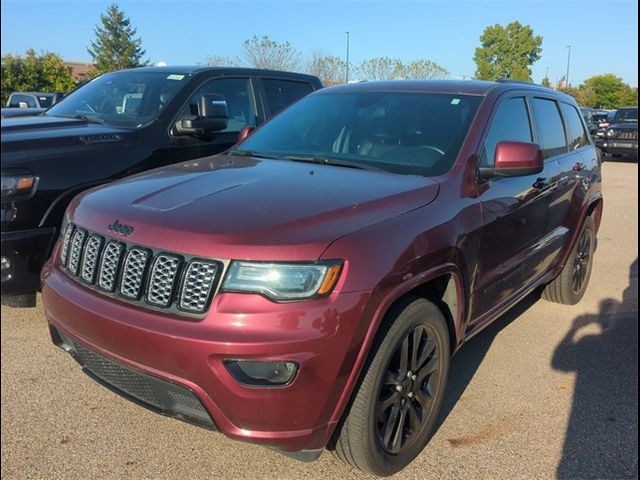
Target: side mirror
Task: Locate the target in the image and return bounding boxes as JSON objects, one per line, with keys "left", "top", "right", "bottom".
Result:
{"left": 237, "top": 126, "right": 256, "bottom": 142}
{"left": 479, "top": 141, "right": 544, "bottom": 179}
{"left": 174, "top": 93, "right": 228, "bottom": 136}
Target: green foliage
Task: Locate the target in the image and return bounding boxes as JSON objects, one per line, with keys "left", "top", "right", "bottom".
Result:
{"left": 87, "top": 3, "right": 147, "bottom": 74}
{"left": 582, "top": 74, "right": 637, "bottom": 108}
{"left": 474, "top": 21, "right": 542, "bottom": 81}
{"left": 541, "top": 76, "right": 552, "bottom": 88}
{"left": 242, "top": 35, "right": 301, "bottom": 71}
{"left": 1, "top": 49, "right": 76, "bottom": 105}
{"left": 306, "top": 52, "right": 346, "bottom": 85}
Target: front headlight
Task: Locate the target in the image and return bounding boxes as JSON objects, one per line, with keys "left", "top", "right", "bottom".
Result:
{"left": 607, "top": 129, "right": 616, "bottom": 137}
{"left": 222, "top": 261, "right": 342, "bottom": 301}
{"left": 1, "top": 174, "right": 38, "bottom": 201}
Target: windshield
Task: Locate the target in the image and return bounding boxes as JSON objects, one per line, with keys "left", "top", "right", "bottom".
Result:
{"left": 237, "top": 91, "right": 482, "bottom": 176}
{"left": 46, "top": 70, "right": 189, "bottom": 127}
{"left": 613, "top": 108, "right": 638, "bottom": 123}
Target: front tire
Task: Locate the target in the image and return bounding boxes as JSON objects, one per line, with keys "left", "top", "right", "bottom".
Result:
{"left": 331, "top": 297, "right": 450, "bottom": 476}
{"left": 543, "top": 216, "right": 595, "bottom": 305}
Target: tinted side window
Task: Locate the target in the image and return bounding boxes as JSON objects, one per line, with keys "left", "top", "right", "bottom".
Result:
{"left": 183, "top": 77, "right": 257, "bottom": 133}
{"left": 532, "top": 98, "right": 568, "bottom": 158}
{"left": 481, "top": 97, "right": 532, "bottom": 167}
{"left": 561, "top": 103, "right": 589, "bottom": 150}
{"left": 263, "top": 79, "right": 313, "bottom": 114}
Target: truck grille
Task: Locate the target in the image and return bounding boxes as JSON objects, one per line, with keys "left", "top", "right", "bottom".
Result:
{"left": 59, "top": 223, "right": 222, "bottom": 316}
{"left": 617, "top": 130, "right": 638, "bottom": 140}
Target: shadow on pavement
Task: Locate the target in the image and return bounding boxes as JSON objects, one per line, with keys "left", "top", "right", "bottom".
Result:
{"left": 434, "top": 289, "right": 542, "bottom": 432}
{"left": 553, "top": 259, "right": 638, "bottom": 479}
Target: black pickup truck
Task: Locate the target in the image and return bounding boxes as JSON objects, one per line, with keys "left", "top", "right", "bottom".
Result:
{"left": 1, "top": 66, "right": 322, "bottom": 306}
{"left": 599, "top": 107, "right": 638, "bottom": 158}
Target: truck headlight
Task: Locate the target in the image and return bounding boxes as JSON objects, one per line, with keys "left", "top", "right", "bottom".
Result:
{"left": 1, "top": 174, "right": 38, "bottom": 201}
{"left": 222, "top": 261, "right": 342, "bottom": 301}
{"left": 607, "top": 129, "right": 616, "bottom": 138}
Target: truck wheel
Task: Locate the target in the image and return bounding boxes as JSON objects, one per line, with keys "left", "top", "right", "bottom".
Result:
{"left": 330, "top": 297, "right": 450, "bottom": 476}
{"left": 543, "top": 216, "right": 595, "bottom": 305}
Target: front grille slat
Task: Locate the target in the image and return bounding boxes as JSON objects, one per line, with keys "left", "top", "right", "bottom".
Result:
{"left": 57, "top": 223, "right": 221, "bottom": 317}
{"left": 120, "top": 248, "right": 151, "bottom": 299}
{"left": 67, "top": 229, "right": 87, "bottom": 275}
{"left": 97, "top": 242, "right": 125, "bottom": 292}
{"left": 147, "top": 255, "right": 181, "bottom": 307}
{"left": 179, "top": 261, "right": 219, "bottom": 313}
{"left": 80, "top": 235, "right": 104, "bottom": 284}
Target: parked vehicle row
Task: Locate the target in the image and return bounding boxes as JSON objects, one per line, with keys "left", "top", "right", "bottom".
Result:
{"left": 1, "top": 67, "right": 322, "bottom": 306}
{"left": 36, "top": 78, "right": 602, "bottom": 475}
{"left": 1, "top": 91, "right": 65, "bottom": 118}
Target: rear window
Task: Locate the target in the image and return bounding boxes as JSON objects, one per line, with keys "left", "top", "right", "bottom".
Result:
{"left": 532, "top": 98, "right": 568, "bottom": 158}
{"left": 561, "top": 103, "right": 589, "bottom": 150}
{"left": 263, "top": 79, "right": 314, "bottom": 114}
{"left": 8, "top": 94, "right": 37, "bottom": 108}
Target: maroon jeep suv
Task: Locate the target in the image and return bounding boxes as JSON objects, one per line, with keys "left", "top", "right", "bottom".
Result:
{"left": 42, "top": 80, "right": 602, "bottom": 476}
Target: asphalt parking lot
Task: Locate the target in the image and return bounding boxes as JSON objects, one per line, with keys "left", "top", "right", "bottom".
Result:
{"left": 1, "top": 159, "right": 637, "bottom": 480}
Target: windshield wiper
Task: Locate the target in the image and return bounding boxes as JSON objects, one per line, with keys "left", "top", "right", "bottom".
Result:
{"left": 284, "top": 155, "right": 383, "bottom": 172}
{"left": 52, "top": 114, "right": 105, "bottom": 124}
{"left": 226, "top": 149, "right": 283, "bottom": 160}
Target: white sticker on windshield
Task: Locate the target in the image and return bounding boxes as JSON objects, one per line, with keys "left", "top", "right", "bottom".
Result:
{"left": 167, "top": 74, "right": 185, "bottom": 80}
{"left": 451, "top": 98, "right": 461, "bottom": 105}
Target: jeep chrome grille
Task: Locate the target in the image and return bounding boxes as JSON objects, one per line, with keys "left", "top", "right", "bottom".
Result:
{"left": 180, "top": 261, "right": 218, "bottom": 312}
{"left": 59, "top": 223, "right": 222, "bottom": 316}
{"left": 80, "top": 235, "right": 103, "bottom": 283}
{"left": 147, "top": 255, "right": 181, "bottom": 307}
{"left": 120, "top": 248, "right": 151, "bottom": 299}
{"left": 98, "top": 242, "right": 124, "bottom": 292}
{"left": 68, "top": 229, "right": 87, "bottom": 275}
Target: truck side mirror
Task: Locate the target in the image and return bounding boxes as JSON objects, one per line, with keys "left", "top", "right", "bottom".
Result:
{"left": 174, "top": 94, "right": 228, "bottom": 137}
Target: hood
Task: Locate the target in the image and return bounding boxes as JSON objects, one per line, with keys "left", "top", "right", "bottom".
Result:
{"left": 609, "top": 122, "right": 638, "bottom": 130}
{"left": 1, "top": 115, "right": 135, "bottom": 165}
{"left": 68, "top": 154, "right": 440, "bottom": 261}
{"left": 1, "top": 108, "right": 47, "bottom": 118}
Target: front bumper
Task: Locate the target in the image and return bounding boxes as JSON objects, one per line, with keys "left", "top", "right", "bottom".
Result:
{"left": 42, "top": 261, "right": 370, "bottom": 452}
{"left": 1, "top": 227, "right": 57, "bottom": 296}
{"left": 600, "top": 139, "right": 638, "bottom": 155}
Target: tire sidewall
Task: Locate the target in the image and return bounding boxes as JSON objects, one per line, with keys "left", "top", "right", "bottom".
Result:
{"left": 363, "top": 299, "right": 450, "bottom": 476}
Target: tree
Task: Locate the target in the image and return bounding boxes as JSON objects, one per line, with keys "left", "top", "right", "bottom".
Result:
{"left": 87, "top": 3, "right": 147, "bottom": 74}
{"left": 306, "top": 51, "right": 346, "bottom": 85}
{"left": 356, "top": 57, "right": 402, "bottom": 81}
{"left": 582, "top": 74, "right": 636, "bottom": 109}
{"left": 541, "top": 76, "right": 552, "bottom": 88}
{"left": 242, "top": 35, "right": 301, "bottom": 71}
{"left": 1, "top": 49, "right": 76, "bottom": 104}
{"left": 397, "top": 59, "right": 448, "bottom": 80}
{"left": 205, "top": 55, "right": 242, "bottom": 67}
{"left": 474, "top": 21, "right": 542, "bottom": 81}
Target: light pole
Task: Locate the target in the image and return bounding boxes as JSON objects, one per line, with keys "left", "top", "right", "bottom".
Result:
{"left": 345, "top": 31, "right": 350, "bottom": 83}
{"left": 565, "top": 45, "right": 571, "bottom": 87}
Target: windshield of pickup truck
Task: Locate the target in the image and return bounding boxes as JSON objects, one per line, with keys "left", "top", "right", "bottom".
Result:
{"left": 46, "top": 71, "right": 188, "bottom": 127}
{"left": 613, "top": 108, "right": 638, "bottom": 123}
{"left": 236, "top": 91, "right": 482, "bottom": 176}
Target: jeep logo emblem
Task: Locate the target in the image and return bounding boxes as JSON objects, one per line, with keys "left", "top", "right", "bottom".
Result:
{"left": 107, "top": 220, "right": 134, "bottom": 237}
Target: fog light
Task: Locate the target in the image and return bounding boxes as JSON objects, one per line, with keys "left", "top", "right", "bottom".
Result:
{"left": 224, "top": 360, "right": 298, "bottom": 386}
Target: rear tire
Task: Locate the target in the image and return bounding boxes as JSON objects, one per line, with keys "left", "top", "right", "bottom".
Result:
{"left": 330, "top": 297, "right": 450, "bottom": 476}
{"left": 543, "top": 216, "right": 595, "bottom": 305}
